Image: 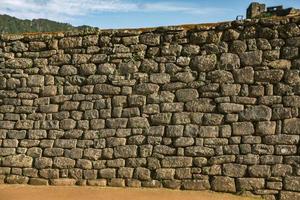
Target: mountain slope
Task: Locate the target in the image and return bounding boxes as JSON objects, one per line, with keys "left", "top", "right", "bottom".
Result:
{"left": 0, "top": 14, "right": 90, "bottom": 34}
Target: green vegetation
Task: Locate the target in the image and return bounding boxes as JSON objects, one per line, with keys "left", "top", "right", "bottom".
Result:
{"left": 0, "top": 14, "right": 93, "bottom": 34}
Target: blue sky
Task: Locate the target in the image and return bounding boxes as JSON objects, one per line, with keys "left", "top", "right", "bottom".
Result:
{"left": 1, "top": 0, "right": 300, "bottom": 28}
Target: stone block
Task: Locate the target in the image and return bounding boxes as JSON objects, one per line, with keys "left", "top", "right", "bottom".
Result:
{"left": 211, "top": 176, "right": 236, "bottom": 193}
{"left": 2, "top": 154, "right": 33, "bottom": 167}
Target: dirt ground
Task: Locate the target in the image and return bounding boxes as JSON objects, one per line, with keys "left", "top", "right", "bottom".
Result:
{"left": 0, "top": 185, "right": 261, "bottom": 200}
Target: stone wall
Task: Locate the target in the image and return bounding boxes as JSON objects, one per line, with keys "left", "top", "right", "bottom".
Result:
{"left": 0, "top": 16, "right": 300, "bottom": 200}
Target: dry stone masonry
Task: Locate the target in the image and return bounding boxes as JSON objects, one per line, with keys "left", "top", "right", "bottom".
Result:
{"left": 0, "top": 15, "right": 300, "bottom": 200}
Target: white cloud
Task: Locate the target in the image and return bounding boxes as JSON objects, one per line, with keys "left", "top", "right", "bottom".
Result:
{"left": 0, "top": 0, "right": 229, "bottom": 24}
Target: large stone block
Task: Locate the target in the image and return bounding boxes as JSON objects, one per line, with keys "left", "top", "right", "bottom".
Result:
{"left": 94, "top": 84, "right": 121, "bottom": 95}
{"left": 2, "top": 154, "right": 33, "bottom": 167}
{"left": 140, "top": 33, "right": 160, "bottom": 46}
{"left": 34, "top": 157, "right": 53, "bottom": 169}
{"left": 53, "top": 157, "right": 75, "bottom": 169}
{"left": 59, "top": 65, "right": 77, "bottom": 76}
{"left": 134, "top": 167, "right": 151, "bottom": 180}
{"left": 161, "top": 157, "right": 192, "bottom": 168}
{"left": 135, "top": 83, "right": 159, "bottom": 94}
{"left": 211, "top": 176, "right": 236, "bottom": 193}
{"left": 255, "top": 70, "right": 284, "bottom": 83}
{"left": 6, "top": 58, "right": 33, "bottom": 69}
{"left": 27, "top": 75, "right": 44, "bottom": 87}
{"left": 284, "top": 176, "right": 300, "bottom": 191}
{"left": 280, "top": 191, "right": 300, "bottom": 200}
{"left": 248, "top": 165, "right": 271, "bottom": 178}
{"left": 185, "top": 146, "right": 214, "bottom": 157}
{"left": 128, "top": 117, "right": 149, "bottom": 128}
{"left": 150, "top": 73, "right": 170, "bottom": 84}
{"left": 283, "top": 96, "right": 300, "bottom": 107}
{"left": 155, "top": 168, "right": 175, "bottom": 180}
{"left": 151, "top": 113, "right": 172, "bottom": 125}
{"left": 237, "top": 178, "right": 265, "bottom": 190}
{"left": 219, "top": 53, "right": 240, "bottom": 70}
{"left": 223, "top": 163, "right": 247, "bottom": 177}
{"left": 186, "top": 99, "right": 215, "bottom": 112}
{"left": 50, "top": 179, "right": 76, "bottom": 186}
{"left": 191, "top": 54, "right": 217, "bottom": 72}
{"left": 256, "top": 121, "right": 276, "bottom": 135}
{"left": 207, "top": 70, "right": 234, "bottom": 83}
{"left": 232, "top": 122, "right": 254, "bottom": 135}
{"left": 182, "top": 180, "right": 211, "bottom": 190}
{"left": 283, "top": 118, "right": 300, "bottom": 134}
{"left": 233, "top": 67, "right": 254, "bottom": 84}
{"left": 218, "top": 103, "right": 244, "bottom": 113}
{"left": 6, "top": 175, "right": 29, "bottom": 184}
{"left": 175, "top": 89, "right": 199, "bottom": 102}
{"left": 239, "top": 105, "right": 272, "bottom": 121}
{"left": 240, "top": 50, "right": 262, "bottom": 66}
{"left": 59, "top": 37, "right": 82, "bottom": 48}
{"left": 114, "top": 145, "right": 137, "bottom": 158}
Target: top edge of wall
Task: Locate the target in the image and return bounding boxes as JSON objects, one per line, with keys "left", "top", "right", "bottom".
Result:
{"left": 1, "top": 14, "right": 300, "bottom": 41}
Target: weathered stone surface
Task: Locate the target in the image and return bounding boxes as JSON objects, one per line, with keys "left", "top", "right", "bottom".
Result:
{"left": 283, "top": 118, "right": 300, "bottom": 134}
{"left": 53, "top": 157, "right": 75, "bottom": 169}
{"left": 218, "top": 103, "right": 244, "bottom": 113}
{"left": 0, "top": 18, "right": 300, "bottom": 196}
{"left": 134, "top": 167, "right": 151, "bottom": 180}
{"left": 140, "top": 33, "right": 160, "bottom": 46}
{"left": 219, "top": 53, "right": 240, "bottom": 70}
{"left": 256, "top": 121, "right": 276, "bottom": 135}
{"left": 211, "top": 176, "right": 236, "bottom": 193}
{"left": 207, "top": 70, "right": 234, "bottom": 83}
{"left": 150, "top": 73, "right": 170, "bottom": 84}
{"left": 151, "top": 113, "right": 172, "bottom": 125}
{"left": 175, "top": 89, "right": 199, "bottom": 102}
{"left": 237, "top": 178, "right": 265, "bottom": 190}
{"left": 239, "top": 105, "right": 272, "bottom": 121}
{"left": 35, "top": 157, "right": 53, "bottom": 169}
{"left": 223, "top": 164, "right": 247, "bottom": 177}
{"left": 240, "top": 51, "right": 262, "bottom": 66}
{"left": 59, "top": 65, "right": 77, "bottom": 76}
{"left": 255, "top": 70, "right": 284, "bottom": 83}
{"left": 174, "top": 137, "right": 194, "bottom": 147}
{"left": 50, "top": 179, "right": 76, "bottom": 186}
{"left": 268, "top": 59, "right": 291, "bottom": 69}
{"left": 114, "top": 145, "right": 137, "bottom": 158}
{"left": 128, "top": 117, "right": 149, "bottom": 128}
{"left": 233, "top": 67, "right": 254, "bottom": 84}
{"left": 94, "top": 84, "right": 120, "bottom": 95}
{"left": 185, "top": 146, "right": 214, "bottom": 157}
{"left": 2, "top": 154, "right": 33, "bottom": 167}
{"left": 182, "top": 180, "right": 211, "bottom": 190}
{"left": 27, "top": 75, "right": 44, "bottom": 87}
{"left": 79, "top": 64, "right": 97, "bottom": 75}
{"left": 191, "top": 54, "right": 217, "bottom": 72}
{"left": 6, "top": 175, "right": 29, "bottom": 184}
{"left": 284, "top": 176, "right": 300, "bottom": 191}
{"left": 232, "top": 122, "right": 254, "bottom": 136}
{"left": 155, "top": 168, "right": 175, "bottom": 179}
{"left": 59, "top": 37, "right": 82, "bottom": 48}
{"left": 280, "top": 191, "right": 300, "bottom": 200}
{"left": 6, "top": 58, "right": 33, "bottom": 69}
{"left": 119, "top": 61, "right": 140, "bottom": 75}
{"left": 161, "top": 157, "right": 193, "bottom": 168}
{"left": 186, "top": 99, "right": 215, "bottom": 112}
{"left": 135, "top": 83, "right": 159, "bottom": 94}
{"left": 248, "top": 165, "right": 271, "bottom": 178}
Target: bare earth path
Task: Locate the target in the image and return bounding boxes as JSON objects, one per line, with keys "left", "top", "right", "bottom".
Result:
{"left": 0, "top": 185, "right": 261, "bottom": 200}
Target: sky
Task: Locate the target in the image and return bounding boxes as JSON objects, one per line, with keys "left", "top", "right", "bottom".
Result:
{"left": 1, "top": 0, "right": 300, "bottom": 29}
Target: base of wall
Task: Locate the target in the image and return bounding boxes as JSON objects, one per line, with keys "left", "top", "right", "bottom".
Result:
{"left": 1, "top": 175, "right": 300, "bottom": 200}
